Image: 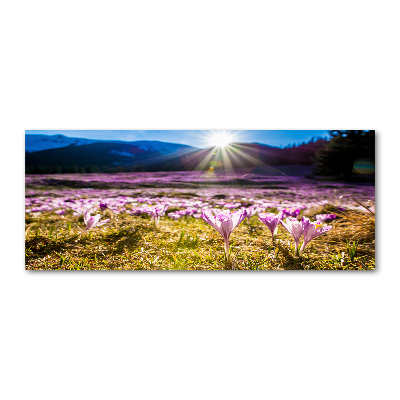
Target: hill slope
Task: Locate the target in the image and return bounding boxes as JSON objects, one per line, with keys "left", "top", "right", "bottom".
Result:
{"left": 25, "top": 141, "right": 197, "bottom": 173}
{"left": 25, "top": 134, "right": 100, "bottom": 152}
{"left": 26, "top": 139, "right": 326, "bottom": 173}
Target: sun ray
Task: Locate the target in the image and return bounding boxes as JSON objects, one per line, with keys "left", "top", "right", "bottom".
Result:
{"left": 227, "top": 143, "right": 298, "bottom": 181}
{"left": 224, "top": 144, "right": 264, "bottom": 167}
{"left": 192, "top": 147, "right": 219, "bottom": 171}
{"left": 219, "top": 146, "right": 236, "bottom": 177}
{"left": 190, "top": 131, "right": 296, "bottom": 184}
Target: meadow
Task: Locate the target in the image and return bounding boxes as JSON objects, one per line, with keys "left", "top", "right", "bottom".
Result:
{"left": 25, "top": 171, "right": 375, "bottom": 270}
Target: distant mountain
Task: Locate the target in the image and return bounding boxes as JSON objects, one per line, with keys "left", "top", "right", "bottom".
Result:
{"left": 25, "top": 134, "right": 101, "bottom": 153}
{"left": 122, "top": 140, "right": 195, "bottom": 154}
{"left": 25, "top": 137, "right": 326, "bottom": 174}
{"left": 25, "top": 134, "right": 194, "bottom": 154}
{"left": 25, "top": 138, "right": 198, "bottom": 173}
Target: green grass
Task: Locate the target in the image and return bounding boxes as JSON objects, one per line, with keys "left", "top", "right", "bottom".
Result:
{"left": 25, "top": 207, "right": 375, "bottom": 270}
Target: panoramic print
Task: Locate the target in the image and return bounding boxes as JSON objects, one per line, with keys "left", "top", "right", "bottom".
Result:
{"left": 25, "top": 130, "right": 375, "bottom": 270}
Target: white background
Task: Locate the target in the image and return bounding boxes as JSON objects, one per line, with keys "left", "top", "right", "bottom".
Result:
{"left": 1, "top": 1, "right": 399, "bottom": 399}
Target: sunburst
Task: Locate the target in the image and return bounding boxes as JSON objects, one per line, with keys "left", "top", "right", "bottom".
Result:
{"left": 206, "top": 130, "right": 236, "bottom": 148}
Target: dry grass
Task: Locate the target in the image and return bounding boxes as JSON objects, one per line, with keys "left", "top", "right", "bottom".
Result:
{"left": 25, "top": 206, "right": 375, "bottom": 270}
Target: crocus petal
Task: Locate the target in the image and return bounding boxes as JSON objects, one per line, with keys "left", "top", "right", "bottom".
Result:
{"left": 301, "top": 216, "right": 310, "bottom": 227}
{"left": 91, "top": 214, "right": 102, "bottom": 227}
{"left": 301, "top": 223, "right": 333, "bottom": 253}
{"left": 291, "top": 220, "right": 304, "bottom": 241}
{"left": 201, "top": 211, "right": 223, "bottom": 236}
{"left": 214, "top": 211, "right": 235, "bottom": 239}
{"left": 96, "top": 219, "right": 110, "bottom": 226}
{"left": 231, "top": 209, "right": 246, "bottom": 229}
{"left": 84, "top": 216, "right": 96, "bottom": 231}
{"left": 280, "top": 217, "right": 294, "bottom": 233}
{"left": 219, "top": 218, "right": 233, "bottom": 240}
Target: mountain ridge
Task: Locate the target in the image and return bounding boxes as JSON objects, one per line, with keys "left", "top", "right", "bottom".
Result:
{"left": 25, "top": 134, "right": 197, "bottom": 154}
{"left": 25, "top": 138, "right": 327, "bottom": 174}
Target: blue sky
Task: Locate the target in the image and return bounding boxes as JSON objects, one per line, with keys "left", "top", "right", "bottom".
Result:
{"left": 26, "top": 130, "right": 330, "bottom": 149}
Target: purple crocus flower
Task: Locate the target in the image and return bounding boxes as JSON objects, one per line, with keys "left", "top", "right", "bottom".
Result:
{"left": 315, "top": 213, "right": 336, "bottom": 223}
{"left": 300, "top": 220, "right": 333, "bottom": 254}
{"left": 99, "top": 203, "right": 108, "bottom": 211}
{"left": 258, "top": 211, "right": 284, "bottom": 241}
{"left": 244, "top": 206, "right": 258, "bottom": 221}
{"left": 168, "top": 212, "right": 181, "bottom": 220}
{"left": 142, "top": 204, "right": 169, "bottom": 226}
{"left": 201, "top": 209, "right": 246, "bottom": 264}
{"left": 282, "top": 208, "right": 301, "bottom": 218}
{"left": 185, "top": 207, "right": 198, "bottom": 216}
{"left": 83, "top": 212, "right": 109, "bottom": 232}
{"left": 280, "top": 216, "right": 309, "bottom": 256}
{"left": 54, "top": 209, "right": 65, "bottom": 215}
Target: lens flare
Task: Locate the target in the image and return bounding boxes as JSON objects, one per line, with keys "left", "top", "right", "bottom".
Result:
{"left": 353, "top": 158, "right": 375, "bottom": 175}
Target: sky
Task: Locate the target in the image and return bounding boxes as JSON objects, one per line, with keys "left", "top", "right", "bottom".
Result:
{"left": 25, "top": 130, "right": 330, "bottom": 149}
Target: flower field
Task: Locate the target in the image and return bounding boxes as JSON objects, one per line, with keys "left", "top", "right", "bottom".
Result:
{"left": 25, "top": 172, "right": 375, "bottom": 270}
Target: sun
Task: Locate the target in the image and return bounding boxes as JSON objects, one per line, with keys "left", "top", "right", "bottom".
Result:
{"left": 207, "top": 131, "right": 234, "bottom": 148}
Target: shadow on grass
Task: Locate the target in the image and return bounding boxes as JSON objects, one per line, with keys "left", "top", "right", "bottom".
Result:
{"left": 100, "top": 226, "right": 143, "bottom": 252}
{"left": 275, "top": 242, "right": 305, "bottom": 270}
{"left": 26, "top": 236, "right": 72, "bottom": 259}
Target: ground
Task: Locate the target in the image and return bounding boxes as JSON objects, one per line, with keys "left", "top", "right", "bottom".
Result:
{"left": 25, "top": 201, "right": 375, "bottom": 270}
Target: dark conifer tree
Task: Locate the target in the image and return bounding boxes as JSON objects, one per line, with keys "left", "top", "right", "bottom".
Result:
{"left": 313, "top": 130, "right": 375, "bottom": 180}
